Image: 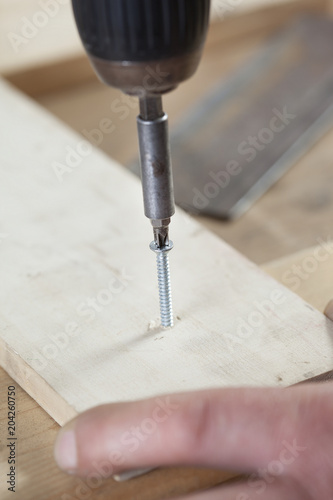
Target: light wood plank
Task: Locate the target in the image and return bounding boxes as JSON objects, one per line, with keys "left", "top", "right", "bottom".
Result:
{"left": 1, "top": 244, "right": 333, "bottom": 500}
{"left": 1, "top": 79, "right": 333, "bottom": 429}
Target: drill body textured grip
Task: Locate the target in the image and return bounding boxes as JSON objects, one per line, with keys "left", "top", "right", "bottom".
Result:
{"left": 72, "top": 0, "right": 211, "bottom": 62}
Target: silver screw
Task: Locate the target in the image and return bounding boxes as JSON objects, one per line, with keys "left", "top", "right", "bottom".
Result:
{"left": 149, "top": 241, "right": 174, "bottom": 328}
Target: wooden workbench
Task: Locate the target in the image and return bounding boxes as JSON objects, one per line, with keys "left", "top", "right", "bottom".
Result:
{"left": 1, "top": 1, "right": 333, "bottom": 499}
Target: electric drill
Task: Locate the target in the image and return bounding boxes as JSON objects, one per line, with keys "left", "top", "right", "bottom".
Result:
{"left": 72, "top": 0, "right": 211, "bottom": 327}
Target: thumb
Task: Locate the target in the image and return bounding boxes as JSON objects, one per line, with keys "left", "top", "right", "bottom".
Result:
{"left": 54, "top": 384, "right": 332, "bottom": 478}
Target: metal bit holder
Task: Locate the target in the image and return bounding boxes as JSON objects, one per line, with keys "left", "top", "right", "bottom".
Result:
{"left": 137, "top": 96, "right": 175, "bottom": 327}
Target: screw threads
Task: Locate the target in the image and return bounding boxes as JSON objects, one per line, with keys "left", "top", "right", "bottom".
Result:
{"left": 150, "top": 240, "right": 174, "bottom": 328}
{"left": 156, "top": 251, "right": 173, "bottom": 328}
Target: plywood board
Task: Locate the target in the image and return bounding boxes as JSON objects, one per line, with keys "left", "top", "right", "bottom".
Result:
{"left": 0, "top": 79, "right": 333, "bottom": 426}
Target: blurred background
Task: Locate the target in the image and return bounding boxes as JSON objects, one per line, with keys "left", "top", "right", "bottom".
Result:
{"left": 2, "top": 0, "right": 333, "bottom": 265}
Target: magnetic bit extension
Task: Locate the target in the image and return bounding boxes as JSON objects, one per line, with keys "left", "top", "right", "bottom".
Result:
{"left": 137, "top": 96, "right": 175, "bottom": 328}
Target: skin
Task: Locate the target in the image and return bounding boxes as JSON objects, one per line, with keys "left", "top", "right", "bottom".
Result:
{"left": 54, "top": 302, "right": 333, "bottom": 499}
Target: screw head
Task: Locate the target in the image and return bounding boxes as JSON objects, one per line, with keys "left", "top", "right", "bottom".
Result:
{"left": 149, "top": 240, "right": 174, "bottom": 254}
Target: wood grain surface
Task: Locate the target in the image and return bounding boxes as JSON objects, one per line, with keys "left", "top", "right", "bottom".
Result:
{"left": 1, "top": 244, "right": 333, "bottom": 500}
{"left": 2, "top": 77, "right": 333, "bottom": 421}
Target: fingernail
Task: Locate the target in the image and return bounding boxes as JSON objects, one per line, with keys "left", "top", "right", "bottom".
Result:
{"left": 113, "top": 468, "right": 153, "bottom": 482}
{"left": 54, "top": 429, "right": 77, "bottom": 473}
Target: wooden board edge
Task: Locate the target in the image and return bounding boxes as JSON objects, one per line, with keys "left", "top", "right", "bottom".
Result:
{"left": 0, "top": 336, "right": 77, "bottom": 425}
